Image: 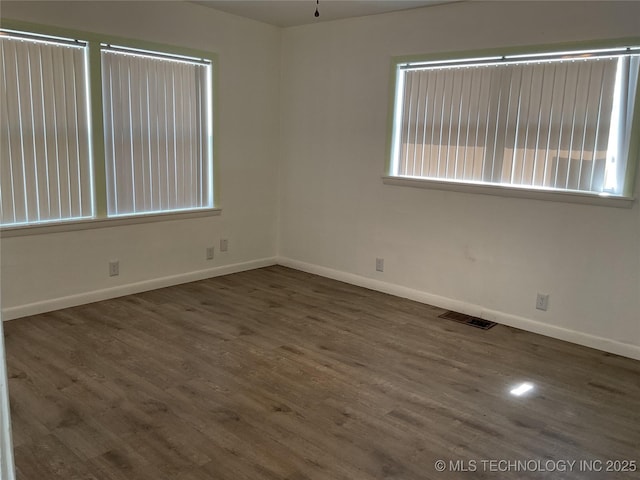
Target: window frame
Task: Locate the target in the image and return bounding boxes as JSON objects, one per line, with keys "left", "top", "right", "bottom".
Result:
{"left": 0, "top": 29, "right": 94, "bottom": 226}
{"left": 0, "top": 19, "right": 220, "bottom": 237}
{"left": 385, "top": 39, "right": 640, "bottom": 208}
{"left": 100, "top": 43, "right": 214, "bottom": 218}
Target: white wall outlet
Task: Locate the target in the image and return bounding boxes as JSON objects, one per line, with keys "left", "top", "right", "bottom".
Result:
{"left": 375, "top": 258, "right": 384, "bottom": 272}
{"left": 206, "top": 247, "right": 215, "bottom": 260}
{"left": 220, "top": 238, "right": 228, "bottom": 252}
{"left": 536, "top": 293, "right": 549, "bottom": 311}
{"left": 109, "top": 260, "right": 119, "bottom": 277}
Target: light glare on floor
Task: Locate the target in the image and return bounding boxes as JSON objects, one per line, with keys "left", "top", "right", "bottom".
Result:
{"left": 510, "top": 382, "right": 534, "bottom": 396}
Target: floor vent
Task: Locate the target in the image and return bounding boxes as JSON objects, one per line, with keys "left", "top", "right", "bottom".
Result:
{"left": 439, "top": 311, "right": 497, "bottom": 330}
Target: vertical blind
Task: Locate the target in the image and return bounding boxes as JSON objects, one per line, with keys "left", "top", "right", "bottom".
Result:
{"left": 394, "top": 53, "right": 638, "bottom": 195}
{"left": 101, "top": 47, "right": 212, "bottom": 216}
{"left": 0, "top": 34, "right": 92, "bottom": 226}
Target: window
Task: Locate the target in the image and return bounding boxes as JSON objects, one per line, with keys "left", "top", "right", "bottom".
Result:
{"left": 389, "top": 46, "right": 640, "bottom": 199}
{"left": 0, "top": 26, "right": 216, "bottom": 230}
{"left": 101, "top": 46, "right": 213, "bottom": 216}
{"left": 0, "top": 31, "right": 92, "bottom": 226}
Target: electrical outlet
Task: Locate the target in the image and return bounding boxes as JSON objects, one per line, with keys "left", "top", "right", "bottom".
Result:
{"left": 220, "top": 238, "right": 228, "bottom": 252}
{"left": 536, "top": 293, "right": 549, "bottom": 311}
{"left": 109, "top": 260, "right": 119, "bottom": 277}
{"left": 206, "top": 247, "right": 214, "bottom": 260}
{"left": 375, "top": 258, "right": 384, "bottom": 272}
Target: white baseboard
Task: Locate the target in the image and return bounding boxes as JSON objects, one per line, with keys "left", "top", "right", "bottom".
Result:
{"left": 276, "top": 257, "right": 640, "bottom": 361}
{"left": 2, "top": 257, "right": 277, "bottom": 321}
{"left": 5, "top": 255, "right": 639, "bottom": 361}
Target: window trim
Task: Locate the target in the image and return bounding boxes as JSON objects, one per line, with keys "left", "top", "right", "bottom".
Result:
{"left": 0, "top": 18, "right": 220, "bottom": 233}
{"left": 0, "top": 208, "right": 222, "bottom": 238}
{"left": 1, "top": 29, "right": 95, "bottom": 225}
{"left": 385, "top": 38, "right": 640, "bottom": 207}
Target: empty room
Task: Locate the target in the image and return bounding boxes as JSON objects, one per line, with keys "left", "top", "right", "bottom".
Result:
{"left": 0, "top": 1, "right": 639, "bottom": 479}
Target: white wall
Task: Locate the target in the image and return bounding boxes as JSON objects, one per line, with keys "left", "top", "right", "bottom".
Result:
{"left": 0, "top": 1, "right": 281, "bottom": 318}
{"left": 278, "top": 1, "right": 640, "bottom": 358}
{"left": 2, "top": 1, "right": 639, "bottom": 360}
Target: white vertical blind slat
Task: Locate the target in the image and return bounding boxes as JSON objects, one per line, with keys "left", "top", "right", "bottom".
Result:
{"left": 185, "top": 65, "right": 195, "bottom": 206}
{"left": 60, "top": 49, "right": 73, "bottom": 217}
{"left": 196, "top": 67, "right": 205, "bottom": 206}
{"left": 575, "top": 62, "right": 594, "bottom": 190}
{"left": 589, "top": 66, "right": 608, "bottom": 192}
{"left": 531, "top": 64, "right": 547, "bottom": 186}
{"left": 453, "top": 72, "right": 465, "bottom": 179}
{"left": 27, "top": 44, "right": 44, "bottom": 221}
{"left": 144, "top": 68, "right": 153, "bottom": 211}
{"left": 480, "top": 70, "right": 493, "bottom": 182}
{"left": 427, "top": 74, "right": 436, "bottom": 177}
{"left": 71, "top": 47, "right": 84, "bottom": 217}
{"left": 102, "top": 55, "right": 116, "bottom": 214}
{"left": 411, "top": 74, "right": 421, "bottom": 176}
{"left": 164, "top": 64, "right": 171, "bottom": 207}
{"left": 36, "top": 47, "right": 52, "bottom": 219}
{"left": 129, "top": 58, "right": 137, "bottom": 209}
{"left": 136, "top": 58, "right": 148, "bottom": 211}
{"left": 552, "top": 65, "right": 570, "bottom": 188}
{"left": 1, "top": 41, "right": 17, "bottom": 224}
{"left": 171, "top": 69, "right": 179, "bottom": 207}
{"left": 15, "top": 42, "right": 31, "bottom": 222}
{"left": 489, "top": 69, "right": 503, "bottom": 181}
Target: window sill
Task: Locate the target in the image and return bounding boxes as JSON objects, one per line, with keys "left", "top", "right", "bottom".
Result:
{"left": 382, "top": 176, "right": 635, "bottom": 208}
{"left": 0, "top": 208, "right": 222, "bottom": 238}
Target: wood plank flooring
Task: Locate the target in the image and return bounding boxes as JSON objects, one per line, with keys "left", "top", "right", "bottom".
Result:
{"left": 4, "top": 266, "right": 640, "bottom": 479}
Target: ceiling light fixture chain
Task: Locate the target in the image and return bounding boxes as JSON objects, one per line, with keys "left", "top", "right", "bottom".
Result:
{"left": 314, "top": 0, "right": 319, "bottom": 18}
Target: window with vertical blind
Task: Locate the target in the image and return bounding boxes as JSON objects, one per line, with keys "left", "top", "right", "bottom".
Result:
{"left": 0, "top": 31, "right": 93, "bottom": 226}
{"left": 0, "top": 25, "right": 216, "bottom": 231}
{"left": 101, "top": 45, "right": 213, "bottom": 217}
{"left": 389, "top": 47, "right": 640, "bottom": 199}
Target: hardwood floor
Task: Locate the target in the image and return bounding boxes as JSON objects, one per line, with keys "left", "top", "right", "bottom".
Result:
{"left": 4, "top": 266, "right": 640, "bottom": 479}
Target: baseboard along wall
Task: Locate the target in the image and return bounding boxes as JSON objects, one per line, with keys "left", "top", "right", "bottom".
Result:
{"left": 3, "top": 255, "right": 639, "bottom": 361}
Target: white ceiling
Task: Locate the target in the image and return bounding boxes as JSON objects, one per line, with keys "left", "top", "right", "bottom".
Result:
{"left": 191, "top": 0, "right": 458, "bottom": 27}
